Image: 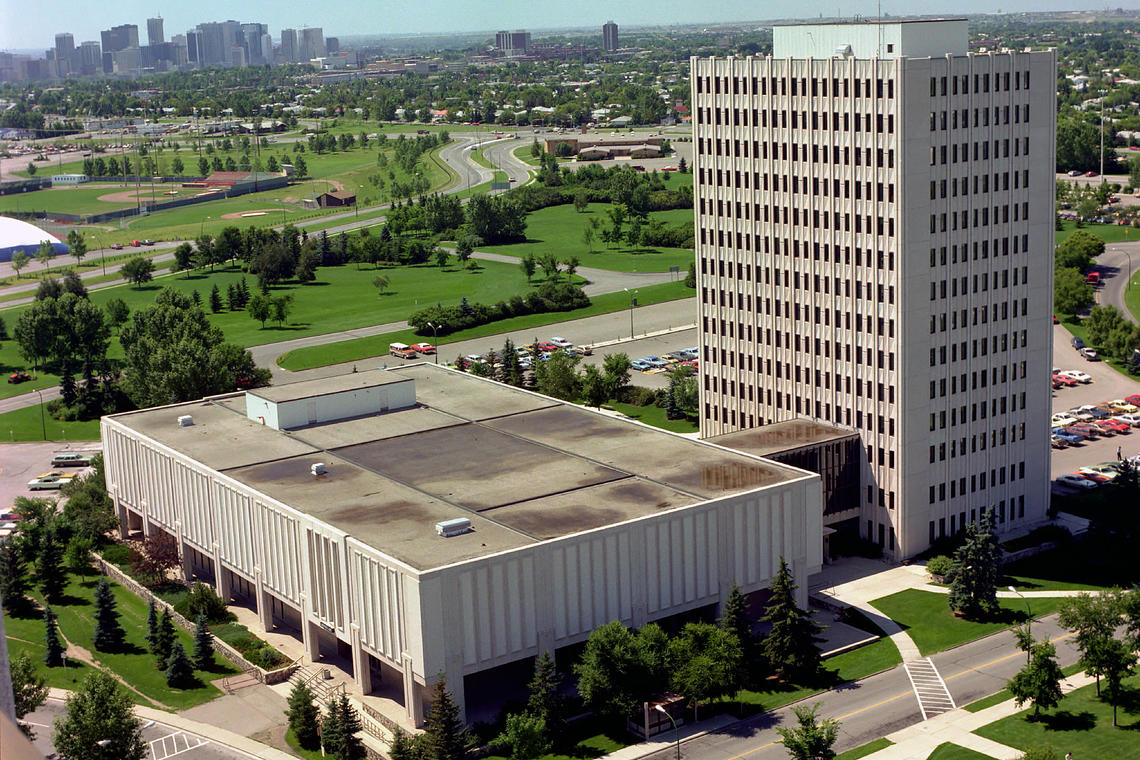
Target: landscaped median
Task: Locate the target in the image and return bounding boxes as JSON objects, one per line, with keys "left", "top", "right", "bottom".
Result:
{"left": 277, "top": 280, "right": 696, "bottom": 371}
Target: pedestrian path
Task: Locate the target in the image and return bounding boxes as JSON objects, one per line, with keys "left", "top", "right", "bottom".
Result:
{"left": 903, "top": 658, "right": 956, "bottom": 720}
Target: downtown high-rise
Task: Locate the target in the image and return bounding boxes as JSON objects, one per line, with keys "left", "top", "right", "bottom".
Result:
{"left": 691, "top": 19, "right": 1056, "bottom": 557}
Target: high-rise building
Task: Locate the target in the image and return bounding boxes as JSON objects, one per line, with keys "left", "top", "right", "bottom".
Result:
{"left": 280, "top": 28, "right": 297, "bottom": 63}
{"left": 495, "top": 30, "right": 530, "bottom": 56}
{"left": 54, "top": 33, "right": 75, "bottom": 75}
{"left": 77, "top": 40, "right": 101, "bottom": 75}
{"left": 241, "top": 23, "right": 268, "bottom": 64}
{"left": 100, "top": 23, "right": 138, "bottom": 73}
{"left": 299, "top": 27, "right": 325, "bottom": 62}
{"left": 603, "top": 21, "right": 619, "bottom": 52}
{"left": 325, "top": 37, "right": 339, "bottom": 54}
{"left": 690, "top": 19, "right": 1056, "bottom": 558}
{"left": 260, "top": 33, "right": 274, "bottom": 65}
{"left": 147, "top": 17, "right": 164, "bottom": 46}
{"left": 195, "top": 22, "right": 226, "bottom": 66}
{"left": 185, "top": 29, "right": 202, "bottom": 65}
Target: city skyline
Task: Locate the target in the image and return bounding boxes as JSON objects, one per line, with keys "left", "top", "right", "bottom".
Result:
{"left": 1, "top": 0, "right": 1119, "bottom": 51}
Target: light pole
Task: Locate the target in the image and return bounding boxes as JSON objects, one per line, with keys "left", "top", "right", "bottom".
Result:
{"left": 34, "top": 388, "right": 45, "bottom": 441}
{"left": 624, "top": 287, "right": 637, "bottom": 340}
{"left": 1100, "top": 89, "right": 1108, "bottom": 182}
{"left": 426, "top": 322, "right": 439, "bottom": 364}
{"left": 653, "top": 704, "right": 680, "bottom": 760}
{"left": 1008, "top": 585, "right": 1032, "bottom": 662}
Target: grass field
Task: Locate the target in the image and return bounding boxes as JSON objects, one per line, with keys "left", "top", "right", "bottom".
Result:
{"left": 0, "top": 186, "right": 139, "bottom": 215}
{"left": 0, "top": 401, "right": 103, "bottom": 441}
{"left": 836, "top": 738, "right": 894, "bottom": 760}
{"left": 963, "top": 664, "right": 1084, "bottom": 713}
{"left": 277, "top": 281, "right": 696, "bottom": 370}
{"left": 481, "top": 200, "right": 694, "bottom": 273}
{"left": 1125, "top": 268, "right": 1140, "bottom": 324}
{"left": 869, "top": 591, "right": 1068, "bottom": 656}
{"left": 609, "top": 401, "right": 698, "bottom": 433}
{"left": 974, "top": 674, "right": 1140, "bottom": 759}
{"left": 926, "top": 743, "right": 993, "bottom": 760}
{"left": 3, "top": 567, "right": 239, "bottom": 710}
{"left": 1055, "top": 219, "right": 1139, "bottom": 245}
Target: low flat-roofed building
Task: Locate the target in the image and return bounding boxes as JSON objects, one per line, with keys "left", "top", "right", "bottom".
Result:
{"left": 102, "top": 364, "right": 822, "bottom": 725}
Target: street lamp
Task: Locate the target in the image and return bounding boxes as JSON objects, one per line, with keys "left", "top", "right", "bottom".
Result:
{"left": 34, "top": 388, "right": 45, "bottom": 441}
{"left": 653, "top": 704, "right": 680, "bottom": 760}
{"left": 1100, "top": 89, "right": 1109, "bottom": 182}
{"left": 624, "top": 288, "right": 637, "bottom": 340}
{"left": 90, "top": 232, "right": 106, "bottom": 276}
{"left": 426, "top": 322, "right": 439, "bottom": 364}
{"left": 1009, "top": 585, "right": 1033, "bottom": 662}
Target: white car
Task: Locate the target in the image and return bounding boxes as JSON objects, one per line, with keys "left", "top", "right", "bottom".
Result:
{"left": 549, "top": 337, "right": 573, "bottom": 349}
{"left": 1059, "top": 370, "right": 1092, "bottom": 383}
{"left": 1112, "top": 413, "right": 1140, "bottom": 427}
{"left": 1051, "top": 413, "right": 1078, "bottom": 426}
{"left": 1055, "top": 473, "right": 1097, "bottom": 490}
{"left": 26, "top": 476, "right": 66, "bottom": 491}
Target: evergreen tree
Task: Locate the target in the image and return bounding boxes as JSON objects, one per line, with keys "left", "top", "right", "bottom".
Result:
{"left": 226, "top": 283, "right": 238, "bottom": 310}
{"left": 209, "top": 284, "right": 223, "bottom": 313}
{"left": 192, "top": 612, "right": 214, "bottom": 671}
{"left": 1008, "top": 641, "right": 1066, "bottom": 720}
{"left": 761, "top": 556, "right": 823, "bottom": 682}
{"left": 719, "top": 584, "right": 757, "bottom": 683}
{"left": 526, "top": 651, "right": 564, "bottom": 740}
{"left": 164, "top": 641, "right": 195, "bottom": 688}
{"left": 389, "top": 727, "right": 423, "bottom": 760}
{"left": 285, "top": 681, "right": 321, "bottom": 750}
{"left": 145, "top": 597, "right": 159, "bottom": 652}
{"left": 664, "top": 372, "right": 681, "bottom": 419}
{"left": 92, "top": 577, "right": 125, "bottom": 651}
{"left": 36, "top": 529, "right": 65, "bottom": 602}
{"left": 0, "top": 538, "right": 29, "bottom": 607}
{"left": 333, "top": 694, "right": 366, "bottom": 760}
{"left": 423, "top": 677, "right": 468, "bottom": 760}
{"left": 43, "top": 605, "right": 65, "bottom": 667}
{"left": 191, "top": 289, "right": 201, "bottom": 306}
{"left": 947, "top": 508, "right": 1001, "bottom": 619}
{"left": 153, "top": 608, "right": 174, "bottom": 668}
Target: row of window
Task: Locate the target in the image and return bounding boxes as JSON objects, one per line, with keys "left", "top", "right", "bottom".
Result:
{"left": 697, "top": 74, "right": 895, "bottom": 100}
{"left": 929, "top": 300, "right": 1029, "bottom": 335}
{"left": 930, "top": 268, "right": 1028, "bottom": 300}
{"left": 929, "top": 461, "right": 1027, "bottom": 506}
{"left": 930, "top": 104, "right": 1029, "bottom": 131}
{"left": 703, "top": 394, "right": 898, "bottom": 440}
{"left": 929, "top": 331, "right": 1029, "bottom": 366}
{"left": 930, "top": 137, "right": 1030, "bottom": 166}
{"left": 929, "top": 170, "right": 1030, "bottom": 199}
{"left": 701, "top": 244, "right": 895, "bottom": 275}
{"left": 926, "top": 497, "right": 1027, "bottom": 548}
{"left": 702, "top": 315, "right": 898, "bottom": 360}
{"left": 701, "top": 142, "right": 898, "bottom": 172}
{"left": 930, "top": 70, "right": 1030, "bottom": 97}
{"left": 700, "top": 212, "right": 897, "bottom": 250}
{"left": 930, "top": 236, "right": 1030, "bottom": 265}
{"left": 701, "top": 108, "right": 897, "bottom": 133}
{"left": 929, "top": 363, "right": 1028, "bottom": 401}
{"left": 930, "top": 204, "right": 1030, "bottom": 232}
{"left": 930, "top": 392, "right": 1028, "bottom": 435}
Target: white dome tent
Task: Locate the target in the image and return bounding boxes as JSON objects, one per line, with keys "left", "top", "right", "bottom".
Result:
{"left": 0, "top": 216, "right": 68, "bottom": 263}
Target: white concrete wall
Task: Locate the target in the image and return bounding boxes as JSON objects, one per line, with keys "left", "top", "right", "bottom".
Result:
{"left": 244, "top": 395, "right": 278, "bottom": 429}
{"left": 249, "top": 379, "right": 415, "bottom": 430}
{"left": 774, "top": 21, "right": 968, "bottom": 60}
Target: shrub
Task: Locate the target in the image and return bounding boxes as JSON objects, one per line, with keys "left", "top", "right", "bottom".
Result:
{"left": 614, "top": 385, "right": 657, "bottom": 406}
{"left": 100, "top": 543, "right": 132, "bottom": 567}
{"left": 926, "top": 555, "right": 953, "bottom": 579}
{"left": 185, "top": 581, "right": 230, "bottom": 623}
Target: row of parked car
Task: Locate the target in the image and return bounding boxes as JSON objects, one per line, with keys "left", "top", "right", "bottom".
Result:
{"left": 1070, "top": 336, "right": 1100, "bottom": 362}
{"left": 1050, "top": 394, "right": 1140, "bottom": 448}
{"left": 1051, "top": 369, "right": 1092, "bottom": 388}
{"left": 459, "top": 337, "right": 593, "bottom": 370}
{"left": 631, "top": 347, "right": 699, "bottom": 373}
{"left": 1055, "top": 457, "right": 1140, "bottom": 490}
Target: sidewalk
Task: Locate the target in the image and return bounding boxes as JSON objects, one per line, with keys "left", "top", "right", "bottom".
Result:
{"left": 863, "top": 671, "right": 1095, "bottom": 760}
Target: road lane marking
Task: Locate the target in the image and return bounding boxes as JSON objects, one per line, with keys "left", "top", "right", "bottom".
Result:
{"left": 149, "top": 731, "right": 207, "bottom": 760}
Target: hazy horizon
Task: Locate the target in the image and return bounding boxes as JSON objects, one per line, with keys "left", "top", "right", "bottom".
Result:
{"left": 0, "top": 0, "right": 1133, "bottom": 52}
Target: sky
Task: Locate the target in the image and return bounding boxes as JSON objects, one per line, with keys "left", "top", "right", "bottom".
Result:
{"left": 0, "top": 0, "right": 1132, "bottom": 52}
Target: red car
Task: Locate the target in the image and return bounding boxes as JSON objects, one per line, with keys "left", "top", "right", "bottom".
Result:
{"left": 1052, "top": 374, "right": 1077, "bottom": 387}
{"left": 1100, "top": 419, "right": 1131, "bottom": 434}
{"left": 1126, "top": 395, "right": 1140, "bottom": 407}
{"left": 1077, "top": 470, "right": 1112, "bottom": 484}
{"left": 1069, "top": 423, "right": 1100, "bottom": 439}
{"left": 537, "top": 342, "right": 558, "bottom": 352}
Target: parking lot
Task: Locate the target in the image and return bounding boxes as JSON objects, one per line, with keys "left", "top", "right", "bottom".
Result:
{"left": 1050, "top": 324, "right": 1140, "bottom": 481}
{"left": 0, "top": 442, "right": 97, "bottom": 510}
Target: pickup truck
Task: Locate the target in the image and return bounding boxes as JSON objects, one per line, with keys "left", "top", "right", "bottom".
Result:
{"left": 389, "top": 342, "right": 418, "bottom": 359}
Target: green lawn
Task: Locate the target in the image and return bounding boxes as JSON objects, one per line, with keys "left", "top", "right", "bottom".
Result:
{"left": 1001, "top": 546, "right": 1113, "bottom": 592}
{"left": 285, "top": 728, "right": 325, "bottom": 760}
{"left": 1125, "top": 268, "right": 1140, "bottom": 324}
{"left": 0, "top": 402, "right": 101, "bottom": 442}
{"left": 4, "top": 568, "right": 239, "bottom": 710}
{"left": 0, "top": 186, "right": 138, "bottom": 215}
{"left": 483, "top": 719, "right": 628, "bottom": 760}
{"left": 925, "top": 743, "right": 994, "bottom": 760}
{"left": 277, "top": 282, "right": 696, "bottom": 370}
{"left": 609, "top": 401, "right": 698, "bottom": 434}
{"left": 974, "top": 675, "right": 1140, "bottom": 759}
{"left": 1055, "top": 219, "right": 1139, "bottom": 245}
{"left": 836, "top": 738, "right": 893, "bottom": 760}
{"left": 869, "top": 591, "right": 1068, "bottom": 656}
{"left": 963, "top": 664, "right": 1084, "bottom": 713}
{"left": 480, "top": 200, "right": 694, "bottom": 273}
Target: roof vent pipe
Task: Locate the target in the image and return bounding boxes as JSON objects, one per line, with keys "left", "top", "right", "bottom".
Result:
{"left": 311, "top": 463, "right": 327, "bottom": 477}
{"left": 178, "top": 415, "right": 194, "bottom": 427}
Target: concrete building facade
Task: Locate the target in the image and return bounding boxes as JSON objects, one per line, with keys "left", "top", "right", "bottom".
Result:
{"left": 603, "top": 21, "right": 619, "bottom": 52}
{"left": 101, "top": 365, "right": 823, "bottom": 725}
{"left": 690, "top": 19, "right": 1056, "bottom": 558}
{"left": 147, "top": 17, "right": 165, "bottom": 47}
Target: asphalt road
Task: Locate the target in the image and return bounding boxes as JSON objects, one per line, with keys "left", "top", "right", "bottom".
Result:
{"left": 24, "top": 697, "right": 260, "bottom": 760}
{"left": 1092, "top": 242, "right": 1140, "bottom": 322}
{"left": 641, "top": 617, "right": 1079, "bottom": 760}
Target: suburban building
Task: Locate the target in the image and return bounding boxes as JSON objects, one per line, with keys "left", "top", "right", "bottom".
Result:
{"left": 101, "top": 365, "right": 823, "bottom": 725}
{"left": 690, "top": 19, "right": 1056, "bottom": 558}
{"left": 495, "top": 30, "right": 531, "bottom": 56}
{"left": 603, "top": 21, "right": 619, "bottom": 52}
{"left": 543, "top": 134, "right": 663, "bottom": 158}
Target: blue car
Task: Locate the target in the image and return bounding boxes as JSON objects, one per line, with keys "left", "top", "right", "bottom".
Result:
{"left": 1053, "top": 429, "right": 1082, "bottom": 445}
{"left": 631, "top": 359, "right": 653, "bottom": 371}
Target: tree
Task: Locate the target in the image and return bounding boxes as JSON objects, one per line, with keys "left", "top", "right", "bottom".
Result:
{"left": 293, "top": 154, "right": 308, "bottom": 178}
{"left": 762, "top": 556, "right": 823, "bottom": 682}
{"left": 145, "top": 598, "right": 158, "bottom": 651}
{"left": 120, "top": 256, "right": 155, "bottom": 287}
{"left": 11, "top": 250, "right": 28, "bottom": 278}
{"left": 1058, "top": 592, "right": 1123, "bottom": 697}
{"left": 129, "top": 531, "right": 180, "bottom": 586}
{"left": 372, "top": 274, "right": 391, "bottom": 297}
{"left": 296, "top": 249, "right": 319, "bottom": 282}
{"left": 164, "top": 641, "right": 196, "bottom": 688}
{"left": 67, "top": 229, "right": 88, "bottom": 267}
{"left": 526, "top": 651, "right": 564, "bottom": 739}
{"left": 455, "top": 236, "right": 473, "bottom": 263}
{"left": 1008, "top": 641, "right": 1065, "bottom": 719}
{"left": 601, "top": 353, "right": 632, "bottom": 399}
{"left": 521, "top": 253, "right": 537, "bottom": 282}
{"left": 389, "top": 728, "right": 424, "bottom": 760}
{"left": 104, "top": 298, "right": 130, "bottom": 333}
{"left": 198, "top": 157, "right": 209, "bottom": 176}
{"left": 668, "top": 621, "right": 744, "bottom": 719}
{"left": 248, "top": 294, "right": 271, "bottom": 327}
{"left": 93, "top": 577, "right": 125, "bottom": 651}
{"left": 153, "top": 608, "right": 175, "bottom": 668}
{"left": 495, "top": 713, "right": 550, "bottom": 760}
{"left": 27, "top": 160, "right": 36, "bottom": 176}
{"left": 0, "top": 538, "right": 29, "bottom": 607}
{"left": 776, "top": 703, "right": 840, "bottom": 760}
{"left": 423, "top": 677, "right": 468, "bottom": 760}
{"left": 535, "top": 349, "right": 580, "bottom": 401}
{"left": 171, "top": 156, "right": 184, "bottom": 175}
{"left": 678, "top": 156, "right": 688, "bottom": 173}
{"left": 270, "top": 294, "right": 293, "bottom": 326}
{"left": 720, "top": 584, "right": 758, "bottom": 683}
{"left": 1055, "top": 229, "right": 1105, "bottom": 270}
{"left": 285, "top": 681, "right": 321, "bottom": 751}
{"left": 172, "top": 243, "right": 194, "bottom": 276}
{"left": 193, "top": 612, "right": 214, "bottom": 671}
{"left": 53, "top": 671, "right": 146, "bottom": 760}
{"left": 209, "top": 284, "right": 223, "bottom": 313}
{"left": 43, "top": 605, "right": 65, "bottom": 667}
{"left": 947, "top": 508, "right": 1001, "bottom": 620}
{"left": 1054, "top": 267, "right": 1094, "bottom": 315}
{"left": 1101, "top": 635, "right": 1137, "bottom": 727}
{"left": 580, "top": 365, "right": 608, "bottom": 407}
{"left": 36, "top": 239, "right": 54, "bottom": 270}
{"left": 37, "top": 529, "right": 65, "bottom": 602}
{"left": 10, "top": 652, "right": 48, "bottom": 738}
{"left": 575, "top": 621, "right": 668, "bottom": 722}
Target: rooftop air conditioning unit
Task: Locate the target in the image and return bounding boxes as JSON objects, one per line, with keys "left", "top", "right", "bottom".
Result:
{"left": 834, "top": 44, "right": 853, "bottom": 58}
{"left": 311, "top": 463, "right": 328, "bottom": 477}
{"left": 177, "top": 415, "right": 194, "bottom": 427}
{"left": 435, "top": 517, "right": 472, "bottom": 538}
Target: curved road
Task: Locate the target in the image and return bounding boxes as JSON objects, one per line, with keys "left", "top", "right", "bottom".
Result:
{"left": 1094, "top": 242, "right": 1140, "bottom": 323}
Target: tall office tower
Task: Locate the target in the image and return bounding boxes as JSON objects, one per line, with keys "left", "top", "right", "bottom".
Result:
{"left": 325, "top": 37, "right": 339, "bottom": 54}
{"left": 100, "top": 24, "right": 138, "bottom": 73}
{"left": 241, "top": 23, "right": 268, "bottom": 63}
{"left": 690, "top": 19, "right": 1056, "bottom": 558}
{"left": 603, "top": 21, "right": 619, "bottom": 52}
{"left": 196, "top": 23, "right": 226, "bottom": 66}
{"left": 280, "top": 28, "right": 297, "bottom": 63}
{"left": 495, "top": 30, "right": 530, "bottom": 55}
{"left": 185, "top": 29, "right": 201, "bottom": 64}
{"left": 54, "top": 33, "right": 74, "bottom": 75}
{"left": 147, "top": 17, "right": 164, "bottom": 46}
{"left": 299, "top": 27, "right": 325, "bottom": 61}
{"left": 78, "top": 40, "right": 101, "bottom": 75}
{"left": 260, "top": 33, "right": 274, "bottom": 65}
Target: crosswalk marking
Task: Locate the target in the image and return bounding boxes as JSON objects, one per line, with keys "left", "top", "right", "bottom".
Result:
{"left": 150, "top": 731, "right": 208, "bottom": 760}
{"left": 903, "top": 658, "right": 956, "bottom": 720}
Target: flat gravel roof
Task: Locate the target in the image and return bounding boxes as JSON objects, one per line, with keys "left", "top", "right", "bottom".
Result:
{"left": 707, "top": 419, "right": 860, "bottom": 459}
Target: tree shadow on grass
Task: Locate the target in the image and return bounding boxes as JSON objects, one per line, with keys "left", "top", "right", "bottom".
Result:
{"left": 46, "top": 592, "right": 89, "bottom": 608}
{"left": 1037, "top": 710, "right": 1096, "bottom": 732}
{"left": 261, "top": 323, "right": 311, "bottom": 332}
{"left": 1115, "top": 686, "right": 1140, "bottom": 719}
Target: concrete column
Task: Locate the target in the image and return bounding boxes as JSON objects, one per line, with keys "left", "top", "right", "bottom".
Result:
{"left": 350, "top": 624, "right": 371, "bottom": 694}
{"left": 212, "top": 542, "right": 231, "bottom": 601}
{"left": 175, "top": 521, "right": 192, "bottom": 583}
{"left": 629, "top": 527, "right": 648, "bottom": 627}
{"left": 255, "top": 569, "right": 273, "bottom": 632}
{"left": 112, "top": 490, "right": 128, "bottom": 539}
{"left": 792, "top": 558, "right": 808, "bottom": 610}
{"left": 402, "top": 652, "right": 422, "bottom": 727}
{"left": 300, "top": 593, "right": 320, "bottom": 661}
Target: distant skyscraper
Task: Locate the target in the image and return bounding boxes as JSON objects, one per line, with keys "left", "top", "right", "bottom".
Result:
{"left": 241, "top": 23, "right": 268, "bottom": 64}
{"left": 100, "top": 24, "right": 138, "bottom": 73}
{"left": 185, "top": 29, "right": 202, "bottom": 64}
{"left": 326, "top": 37, "right": 339, "bottom": 54}
{"left": 280, "top": 28, "right": 297, "bottom": 62}
{"left": 260, "top": 33, "right": 274, "bottom": 65}
{"left": 603, "top": 21, "right": 618, "bottom": 52}
{"left": 495, "top": 30, "right": 530, "bottom": 56}
{"left": 54, "top": 33, "right": 75, "bottom": 75}
{"left": 195, "top": 22, "right": 226, "bottom": 66}
{"left": 299, "top": 27, "right": 325, "bottom": 61}
{"left": 78, "top": 40, "right": 101, "bottom": 75}
{"left": 147, "top": 17, "right": 164, "bottom": 46}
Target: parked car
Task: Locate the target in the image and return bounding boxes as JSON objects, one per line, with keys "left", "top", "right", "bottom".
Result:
{"left": 1052, "top": 429, "right": 1084, "bottom": 445}
{"left": 1080, "top": 347, "right": 1099, "bottom": 361}
{"left": 51, "top": 452, "right": 92, "bottom": 467}
{"left": 27, "top": 476, "right": 67, "bottom": 491}
{"left": 140, "top": 239, "right": 155, "bottom": 246}
{"left": 1067, "top": 169, "right": 1083, "bottom": 177}
{"left": 631, "top": 359, "right": 653, "bottom": 371}
{"left": 1067, "top": 409, "right": 1095, "bottom": 422}
{"left": 1056, "top": 473, "right": 1097, "bottom": 489}
{"left": 549, "top": 337, "right": 573, "bottom": 349}
{"left": 1077, "top": 467, "right": 1115, "bottom": 483}
{"left": 1112, "top": 413, "right": 1140, "bottom": 427}
{"left": 1108, "top": 400, "right": 1139, "bottom": 414}
{"left": 1071, "top": 336, "right": 1085, "bottom": 350}
{"left": 7, "top": 372, "right": 31, "bottom": 384}
{"left": 1051, "top": 435, "right": 1069, "bottom": 449}
{"left": 1051, "top": 412, "right": 1078, "bottom": 426}
{"left": 1068, "top": 423, "right": 1101, "bottom": 438}
{"left": 1060, "top": 370, "right": 1092, "bottom": 383}
{"left": 110, "top": 242, "right": 123, "bottom": 250}
{"left": 410, "top": 343, "right": 436, "bottom": 355}
{"left": 36, "top": 470, "right": 77, "bottom": 480}
{"left": 1126, "top": 394, "right": 1140, "bottom": 407}
{"left": 1099, "top": 419, "right": 1131, "bottom": 434}
{"left": 1052, "top": 374, "right": 1078, "bottom": 387}
{"left": 1087, "top": 420, "right": 1117, "bottom": 436}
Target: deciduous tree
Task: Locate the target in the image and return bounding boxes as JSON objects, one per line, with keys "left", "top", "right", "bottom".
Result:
{"left": 53, "top": 671, "right": 146, "bottom": 760}
{"left": 10, "top": 652, "right": 48, "bottom": 738}
{"left": 1008, "top": 641, "right": 1065, "bottom": 719}
{"left": 776, "top": 703, "right": 839, "bottom": 760}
